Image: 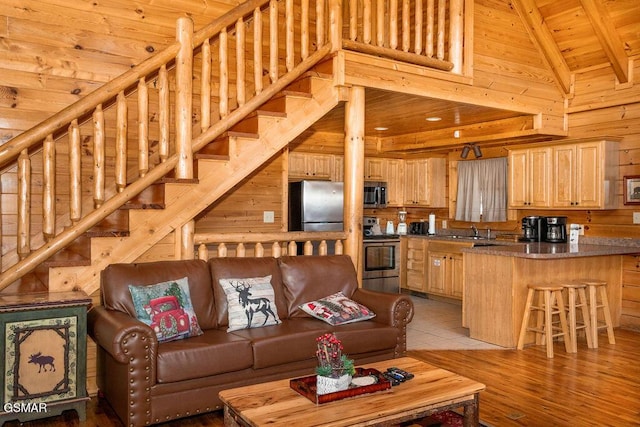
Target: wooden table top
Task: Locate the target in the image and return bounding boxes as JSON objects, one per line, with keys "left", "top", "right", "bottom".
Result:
{"left": 219, "top": 357, "right": 486, "bottom": 426}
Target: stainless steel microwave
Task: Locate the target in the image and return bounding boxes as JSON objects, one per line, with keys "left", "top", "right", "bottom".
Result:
{"left": 364, "top": 181, "right": 387, "bottom": 208}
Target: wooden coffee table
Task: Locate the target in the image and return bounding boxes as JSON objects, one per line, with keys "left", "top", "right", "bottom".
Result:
{"left": 219, "top": 357, "right": 485, "bottom": 427}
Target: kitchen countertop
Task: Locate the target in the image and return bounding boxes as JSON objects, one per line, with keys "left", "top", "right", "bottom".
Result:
{"left": 461, "top": 242, "right": 640, "bottom": 259}
{"left": 402, "top": 234, "right": 640, "bottom": 259}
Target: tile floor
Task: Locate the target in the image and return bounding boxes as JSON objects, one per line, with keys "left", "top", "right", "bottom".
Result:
{"left": 406, "top": 295, "right": 504, "bottom": 350}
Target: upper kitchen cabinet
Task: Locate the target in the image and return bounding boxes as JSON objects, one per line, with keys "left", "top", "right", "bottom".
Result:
{"left": 385, "top": 159, "right": 404, "bottom": 207}
{"left": 363, "top": 158, "right": 404, "bottom": 207}
{"left": 552, "top": 140, "right": 619, "bottom": 209}
{"left": 289, "top": 152, "right": 336, "bottom": 181}
{"left": 508, "top": 147, "right": 552, "bottom": 208}
{"left": 364, "top": 158, "right": 385, "bottom": 180}
{"left": 403, "top": 158, "right": 447, "bottom": 207}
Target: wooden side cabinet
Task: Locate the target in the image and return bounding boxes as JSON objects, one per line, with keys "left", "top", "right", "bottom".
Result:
{"left": 0, "top": 291, "right": 91, "bottom": 424}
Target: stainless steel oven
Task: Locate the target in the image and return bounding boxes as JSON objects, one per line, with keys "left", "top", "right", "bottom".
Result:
{"left": 362, "top": 236, "right": 400, "bottom": 294}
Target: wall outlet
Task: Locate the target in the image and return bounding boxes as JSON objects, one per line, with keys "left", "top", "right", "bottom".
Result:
{"left": 577, "top": 224, "right": 584, "bottom": 235}
{"left": 263, "top": 211, "right": 275, "bottom": 223}
{"left": 634, "top": 212, "right": 640, "bottom": 224}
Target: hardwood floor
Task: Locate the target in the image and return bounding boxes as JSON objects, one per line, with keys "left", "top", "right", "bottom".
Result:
{"left": 4, "top": 329, "right": 638, "bottom": 426}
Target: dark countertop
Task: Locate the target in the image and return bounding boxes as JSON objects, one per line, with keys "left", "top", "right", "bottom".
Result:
{"left": 461, "top": 242, "right": 640, "bottom": 259}
{"left": 402, "top": 234, "right": 640, "bottom": 259}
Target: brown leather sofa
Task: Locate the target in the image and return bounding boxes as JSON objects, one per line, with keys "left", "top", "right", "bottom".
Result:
{"left": 88, "top": 255, "right": 414, "bottom": 427}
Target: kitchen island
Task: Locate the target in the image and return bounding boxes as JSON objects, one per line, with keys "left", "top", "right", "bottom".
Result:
{"left": 461, "top": 241, "right": 640, "bottom": 348}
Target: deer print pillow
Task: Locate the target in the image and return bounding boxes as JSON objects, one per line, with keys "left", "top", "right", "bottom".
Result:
{"left": 218, "top": 275, "right": 282, "bottom": 332}
{"left": 128, "top": 277, "right": 204, "bottom": 343}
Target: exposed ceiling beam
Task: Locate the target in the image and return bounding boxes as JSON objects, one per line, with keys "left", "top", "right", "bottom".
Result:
{"left": 512, "top": 0, "right": 572, "bottom": 94}
{"left": 378, "top": 115, "right": 567, "bottom": 152}
{"left": 579, "top": 0, "right": 630, "bottom": 84}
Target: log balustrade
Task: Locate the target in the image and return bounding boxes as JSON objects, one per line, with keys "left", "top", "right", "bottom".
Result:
{"left": 0, "top": 0, "right": 467, "bottom": 290}
{"left": 195, "top": 231, "right": 347, "bottom": 259}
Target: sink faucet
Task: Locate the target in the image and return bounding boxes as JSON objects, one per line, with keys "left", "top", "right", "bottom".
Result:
{"left": 471, "top": 224, "right": 479, "bottom": 237}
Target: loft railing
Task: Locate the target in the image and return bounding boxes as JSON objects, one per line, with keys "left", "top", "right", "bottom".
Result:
{"left": 0, "top": 0, "right": 466, "bottom": 289}
{"left": 194, "top": 231, "right": 348, "bottom": 259}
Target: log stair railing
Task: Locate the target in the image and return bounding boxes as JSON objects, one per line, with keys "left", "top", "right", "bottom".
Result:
{"left": 195, "top": 231, "right": 348, "bottom": 259}
{"left": 0, "top": 0, "right": 466, "bottom": 295}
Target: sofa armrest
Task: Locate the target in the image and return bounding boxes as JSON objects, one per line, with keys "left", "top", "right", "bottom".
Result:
{"left": 88, "top": 306, "right": 158, "bottom": 366}
{"left": 351, "top": 289, "right": 414, "bottom": 327}
{"left": 351, "top": 289, "right": 414, "bottom": 357}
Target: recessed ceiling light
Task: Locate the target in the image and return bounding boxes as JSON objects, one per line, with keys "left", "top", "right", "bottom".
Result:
{"left": 374, "top": 127, "right": 389, "bottom": 131}
{"left": 426, "top": 117, "right": 442, "bottom": 122}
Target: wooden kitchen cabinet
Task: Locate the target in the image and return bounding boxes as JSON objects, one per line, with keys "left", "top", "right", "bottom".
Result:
{"left": 401, "top": 237, "right": 428, "bottom": 292}
{"left": 289, "top": 152, "right": 335, "bottom": 180}
{"left": 552, "top": 140, "right": 618, "bottom": 209}
{"left": 508, "top": 147, "right": 551, "bottom": 208}
{"left": 403, "top": 158, "right": 446, "bottom": 207}
{"left": 363, "top": 157, "right": 404, "bottom": 207}
{"left": 384, "top": 159, "right": 404, "bottom": 207}
{"left": 364, "top": 158, "right": 385, "bottom": 180}
{"left": 426, "top": 242, "right": 470, "bottom": 300}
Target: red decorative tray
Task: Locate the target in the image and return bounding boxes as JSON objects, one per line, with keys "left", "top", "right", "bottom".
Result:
{"left": 290, "top": 367, "right": 392, "bottom": 404}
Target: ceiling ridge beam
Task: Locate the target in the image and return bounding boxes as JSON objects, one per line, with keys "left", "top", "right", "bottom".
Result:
{"left": 579, "top": 0, "right": 630, "bottom": 84}
{"left": 512, "top": 0, "right": 572, "bottom": 95}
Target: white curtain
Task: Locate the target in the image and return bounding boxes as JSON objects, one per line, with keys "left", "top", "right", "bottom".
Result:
{"left": 455, "top": 157, "right": 507, "bottom": 222}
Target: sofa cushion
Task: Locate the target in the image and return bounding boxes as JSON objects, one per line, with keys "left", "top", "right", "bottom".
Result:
{"left": 229, "top": 318, "right": 332, "bottom": 369}
{"left": 218, "top": 275, "right": 282, "bottom": 332}
{"left": 101, "top": 259, "right": 217, "bottom": 330}
{"left": 156, "top": 329, "right": 254, "bottom": 383}
{"left": 299, "top": 292, "right": 376, "bottom": 325}
{"left": 128, "top": 277, "right": 203, "bottom": 342}
{"left": 209, "top": 257, "right": 287, "bottom": 327}
{"left": 278, "top": 255, "right": 359, "bottom": 317}
{"left": 333, "top": 321, "right": 400, "bottom": 356}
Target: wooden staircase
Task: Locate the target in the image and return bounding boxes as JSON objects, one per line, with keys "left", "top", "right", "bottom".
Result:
{"left": 39, "top": 73, "right": 340, "bottom": 296}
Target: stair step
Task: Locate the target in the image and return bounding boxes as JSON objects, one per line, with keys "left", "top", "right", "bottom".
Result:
{"left": 198, "top": 131, "right": 259, "bottom": 156}
{"left": 87, "top": 209, "right": 130, "bottom": 237}
{"left": 287, "top": 71, "right": 333, "bottom": 92}
{"left": 231, "top": 110, "right": 287, "bottom": 134}
{"left": 1, "top": 273, "right": 48, "bottom": 295}
{"left": 39, "top": 235, "right": 91, "bottom": 267}
{"left": 261, "top": 90, "right": 313, "bottom": 113}
{"left": 121, "top": 182, "right": 166, "bottom": 209}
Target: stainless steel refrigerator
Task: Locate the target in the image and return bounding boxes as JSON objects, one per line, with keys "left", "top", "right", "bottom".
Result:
{"left": 288, "top": 181, "right": 344, "bottom": 232}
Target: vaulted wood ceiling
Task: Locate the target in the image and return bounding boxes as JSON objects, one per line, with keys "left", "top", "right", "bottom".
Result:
{"left": 309, "top": 0, "right": 639, "bottom": 143}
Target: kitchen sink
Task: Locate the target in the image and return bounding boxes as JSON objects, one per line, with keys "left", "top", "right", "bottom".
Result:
{"left": 446, "top": 235, "right": 487, "bottom": 240}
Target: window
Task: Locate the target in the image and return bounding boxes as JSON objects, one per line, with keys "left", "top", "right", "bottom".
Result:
{"left": 455, "top": 157, "right": 507, "bottom": 222}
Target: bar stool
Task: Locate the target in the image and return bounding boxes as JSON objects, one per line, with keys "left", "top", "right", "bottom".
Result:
{"left": 562, "top": 282, "right": 593, "bottom": 352}
{"left": 574, "top": 279, "right": 615, "bottom": 347}
{"left": 517, "top": 284, "right": 571, "bottom": 358}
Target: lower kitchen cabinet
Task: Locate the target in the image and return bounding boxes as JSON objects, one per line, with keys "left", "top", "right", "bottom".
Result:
{"left": 426, "top": 242, "right": 471, "bottom": 300}
{"left": 401, "top": 238, "right": 428, "bottom": 292}
{"left": 427, "top": 251, "right": 464, "bottom": 299}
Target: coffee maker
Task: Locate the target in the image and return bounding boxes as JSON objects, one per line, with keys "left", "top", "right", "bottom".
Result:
{"left": 520, "top": 216, "right": 546, "bottom": 242}
{"left": 544, "top": 216, "right": 567, "bottom": 243}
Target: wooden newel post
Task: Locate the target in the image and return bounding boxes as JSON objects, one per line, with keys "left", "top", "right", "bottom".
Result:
{"left": 175, "top": 17, "right": 194, "bottom": 180}
{"left": 329, "top": 0, "right": 343, "bottom": 52}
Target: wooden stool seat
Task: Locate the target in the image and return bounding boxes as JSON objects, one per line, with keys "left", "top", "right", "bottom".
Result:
{"left": 517, "top": 284, "right": 571, "bottom": 358}
{"left": 561, "top": 282, "right": 593, "bottom": 352}
{"left": 573, "top": 279, "right": 615, "bottom": 347}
